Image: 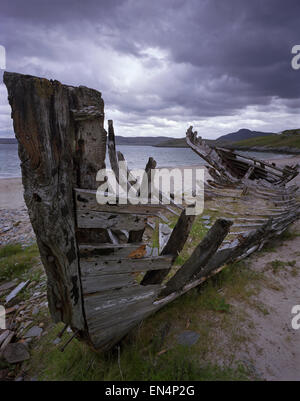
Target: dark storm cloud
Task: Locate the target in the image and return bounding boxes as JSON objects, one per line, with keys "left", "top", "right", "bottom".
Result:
{"left": 0, "top": 0, "right": 299, "bottom": 138}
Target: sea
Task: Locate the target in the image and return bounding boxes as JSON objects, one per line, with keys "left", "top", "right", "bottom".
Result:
{"left": 0, "top": 143, "right": 291, "bottom": 179}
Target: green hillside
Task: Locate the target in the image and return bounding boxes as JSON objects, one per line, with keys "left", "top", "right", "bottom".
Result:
{"left": 154, "top": 138, "right": 188, "bottom": 147}
{"left": 228, "top": 129, "right": 300, "bottom": 150}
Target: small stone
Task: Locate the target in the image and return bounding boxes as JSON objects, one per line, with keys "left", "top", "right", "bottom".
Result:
{"left": 3, "top": 343, "right": 30, "bottom": 364}
{"left": 176, "top": 330, "right": 200, "bottom": 346}
{"left": 24, "top": 326, "right": 43, "bottom": 338}
{"left": 32, "top": 307, "right": 40, "bottom": 315}
{"left": 39, "top": 323, "right": 44, "bottom": 328}
{"left": 52, "top": 337, "right": 61, "bottom": 345}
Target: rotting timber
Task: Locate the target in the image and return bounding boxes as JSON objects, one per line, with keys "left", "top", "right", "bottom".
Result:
{"left": 4, "top": 72, "right": 300, "bottom": 352}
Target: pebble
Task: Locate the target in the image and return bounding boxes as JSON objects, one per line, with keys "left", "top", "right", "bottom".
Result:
{"left": 3, "top": 343, "right": 30, "bottom": 364}
{"left": 0, "top": 208, "right": 35, "bottom": 246}
{"left": 176, "top": 330, "right": 200, "bottom": 346}
{"left": 23, "top": 326, "right": 43, "bottom": 338}
{"left": 32, "top": 307, "right": 40, "bottom": 316}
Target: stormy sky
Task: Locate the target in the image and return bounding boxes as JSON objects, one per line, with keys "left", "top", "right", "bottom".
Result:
{"left": 0, "top": 0, "right": 300, "bottom": 138}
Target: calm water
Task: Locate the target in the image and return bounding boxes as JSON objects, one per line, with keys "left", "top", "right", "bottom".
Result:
{"left": 0, "top": 143, "right": 291, "bottom": 178}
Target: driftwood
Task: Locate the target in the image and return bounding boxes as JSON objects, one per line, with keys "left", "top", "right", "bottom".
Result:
{"left": 4, "top": 71, "right": 300, "bottom": 352}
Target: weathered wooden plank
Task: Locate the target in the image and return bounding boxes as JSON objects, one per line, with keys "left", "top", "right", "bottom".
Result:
{"left": 159, "top": 223, "right": 172, "bottom": 253}
{"left": 223, "top": 217, "right": 268, "bottom": 224}
{"left": 107, "top": 120, "right": 120, "bottom": 184}
{"left": 84, "top": 284, "right": 161, "bottom": 317}
{"left": 79, "top": 242, "right": 145, "bottom": 256}
{"left": 82, "top": 273, "right": 136, "bottom": 294}
{"left": 232, "top": 223, "right": 263, "bottom": 229}
{"left": 71, "top": 106, "right": 104, "bottom": 121}
{"left": 75, "top": 188, "right": 168, "bottom": 214}
{"left": 80, "top": 255, "right": 173, "bottom": 275}
{"left": 160, "top": 218, "right": 232, "bottom": 297}
{"left": 3, "top": 72, "right": 105, "bottom": 330}
{"left": 77, "top": 210, "right": 147, "bottom": 230}
{"left": 141, "top": 209, "right": 195, "bottom": 285}
{"left": 87, "top": 300, "right": 158, "bottom": 350}
{"left": 141, "top": 157, "right": 156, "bottom": 201}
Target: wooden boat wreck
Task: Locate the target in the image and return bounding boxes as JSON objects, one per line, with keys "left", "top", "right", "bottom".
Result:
{"left": 3, "top": 72, "right": 300, "bottom": 352}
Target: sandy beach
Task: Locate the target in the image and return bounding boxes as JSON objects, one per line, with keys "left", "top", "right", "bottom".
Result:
{"left": 0, "top": 177, "right": 25, "bottom": 209}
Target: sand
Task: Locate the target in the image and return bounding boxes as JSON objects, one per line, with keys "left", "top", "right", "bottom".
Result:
{"left": 0, "top": 178, "right": 25, "bottom": 210}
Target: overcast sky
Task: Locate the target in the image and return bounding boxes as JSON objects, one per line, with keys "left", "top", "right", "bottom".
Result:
{"left": 1, "top": 0, "right": 300, "bottom": 139}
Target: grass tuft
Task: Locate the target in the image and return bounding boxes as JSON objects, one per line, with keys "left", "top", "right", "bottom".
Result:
{"left": 0, "top": 243, "right": 39, "bottom": 281}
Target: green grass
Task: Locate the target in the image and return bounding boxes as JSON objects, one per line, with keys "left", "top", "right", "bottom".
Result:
{"left": 28, "top": 258, "right": 263, "bottom": 381}
{"left": 173, "top": 215, "right": 209, "bottom": 266}
{"left": 231, "top": 130, "right": 300, "bottom": 149}
{"left": 0, "top": 243, "right": 40, "bottom": 281}
{"left": 29, "top": 322, "right": 251, "bottom": 381}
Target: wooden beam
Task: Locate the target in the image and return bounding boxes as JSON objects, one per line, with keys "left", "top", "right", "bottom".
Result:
{"left": 141, "top": 209, "right": 195, "bottom": 285}
{"left": 159, "top": 218, "right": 232, "bottom": 297}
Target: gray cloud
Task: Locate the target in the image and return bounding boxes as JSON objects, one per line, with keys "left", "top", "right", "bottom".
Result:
{"left": 0, "top": 0, "right": 300, "bottom": 138}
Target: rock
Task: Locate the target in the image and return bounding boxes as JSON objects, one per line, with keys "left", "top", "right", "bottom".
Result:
{"left": 3, "top": 343, "right": 30, "bottom": 364}
{"left": 0, "top": 331, "right": 14, "bottom": 350}
{"left": 24, "top": 326, "right": 43, "bottom": 338}
{"left": 32, "top": 307, "right": 40, "bottom": 316}
{"left": 176, "top": 330, "right": 200, "bottom": 346}
{"left": 52, "top": 337, "right": 61, "bottom": 345}
{"left": 0, "top": 330, "right": 10, "bottom": 347}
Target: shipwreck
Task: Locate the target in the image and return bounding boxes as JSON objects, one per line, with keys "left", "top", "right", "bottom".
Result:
{"left": 3, "top": 72, "right": 300, "bottom": 351}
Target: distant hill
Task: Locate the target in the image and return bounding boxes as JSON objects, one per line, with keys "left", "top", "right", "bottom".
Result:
{"left": 154, "top": 138, "right": 188, "bottom": 148}
{"left": 216, "top": 128, "right": 275, "bottom": 144}
{"left": 225, "top": 129, "right": 300, "bottom": 153}
{"left": 0, "top": 138, "right": 17, "bottom": 144}
{"left": 155, "top": 128, "right": 275, "bottom": 148}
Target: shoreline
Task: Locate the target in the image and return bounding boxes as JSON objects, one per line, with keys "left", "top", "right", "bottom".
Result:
{"left": 1, "top": 154, "right": 300, "bottom": 210}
